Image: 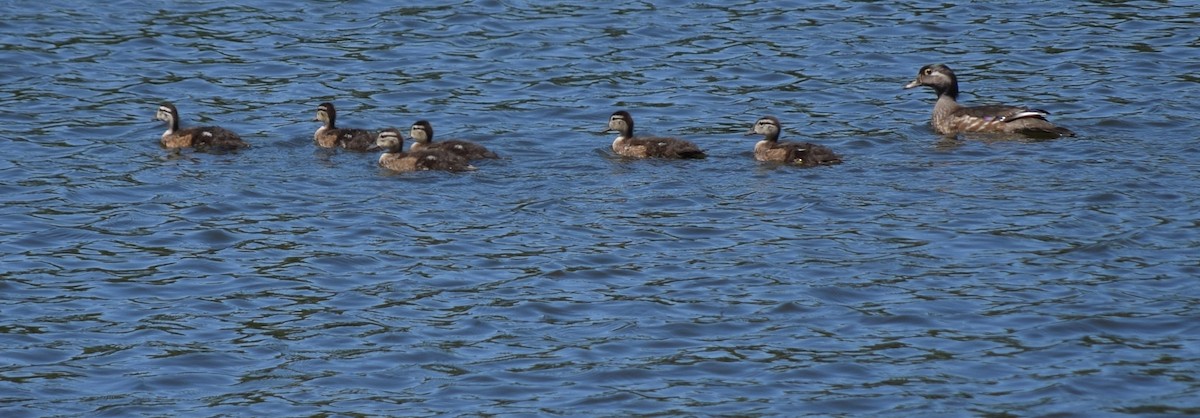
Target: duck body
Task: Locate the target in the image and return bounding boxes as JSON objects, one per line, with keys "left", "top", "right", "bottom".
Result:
{"left": 604, "top": 111, "right": 706, "bottom": 159}
{"left": 373, "top": 128, "right": 475, "bottom": 173}
{"left": 315, "top": 125, "right": 375, "bottom": 151}
{"left": 747, "top": 116, "right": 841, "bottom": 167}
{"left": 904, "top": 64, "right": 1075, "bottom": 138}
{"left": 313, "top": 102, "right": 375, "bottom": 151}
{"left": 408, "top": 120, "right": 498, "bottom": 160}
{"left": 155, "top": 103, "right": 248, "bottom": 151}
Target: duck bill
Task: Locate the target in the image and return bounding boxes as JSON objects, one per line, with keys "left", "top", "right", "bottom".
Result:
{"left": 903, "top": 79, "right": 922, "bottom": 89}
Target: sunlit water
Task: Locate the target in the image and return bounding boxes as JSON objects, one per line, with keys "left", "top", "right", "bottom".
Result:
{"left": 2, "top": 1, "right": 1199, "bottom": 416}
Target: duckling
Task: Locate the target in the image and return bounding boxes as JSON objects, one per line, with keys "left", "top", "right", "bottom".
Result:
{"left": 409, "top": 120, "right": 498, "bottom": 160}
{"left": 746, "top": 116, "right": 842, "bottom": 167}
{"left": 312, "top": 102, "right": 375, "bottom": 151}
{"left": 603, "top": 110, "right": 706, "bottom": 159}
{"left": 153, "top": 102, "right": 248, "bottom": 151}
{"left": 904, "top": 64, "right": 1075, "bottom": 138}
{"left": 370, "top": 128, "right": 475, "bottom": 173}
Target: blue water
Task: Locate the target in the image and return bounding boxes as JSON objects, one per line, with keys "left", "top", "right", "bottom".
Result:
{"left": 3, "top": 1, "right": 1199, "bottom": 416}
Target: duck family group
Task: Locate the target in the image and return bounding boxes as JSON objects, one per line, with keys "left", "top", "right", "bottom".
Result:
{"left": 153, "top": 64, "right": 1076, "bottom": 172}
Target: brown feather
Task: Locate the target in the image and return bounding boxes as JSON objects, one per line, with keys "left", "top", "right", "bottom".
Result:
{"left": 618, "top": 136, "right": 706, "bottom": 159}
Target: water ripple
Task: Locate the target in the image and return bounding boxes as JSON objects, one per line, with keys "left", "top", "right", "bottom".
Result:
{"left": 2, "top": 0, "right": 1200, "bottom": 416}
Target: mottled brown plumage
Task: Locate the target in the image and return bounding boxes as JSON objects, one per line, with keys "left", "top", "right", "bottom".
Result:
{"left": 408, "top": 120, "right": 498, "bottom": 160}
{"left": 313, "top": 102, "right": 375, "bottom": 151}
{"left": 154, "top": 102, "right": 248, "bottom": 151}
{"left": 371, "top": 128, "right": 475, "bottom": 173}
{"left": 904, "top": 64, "right": 1075, "bottom": 138}
{"left": 603, "top": 110, "right": 706, "bottom": 159}
{"left": 746, "top": 116, "right": 841, "bottom": 167}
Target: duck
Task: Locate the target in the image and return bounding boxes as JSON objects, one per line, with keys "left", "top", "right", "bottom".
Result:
{"left": 370, "top": 128, "right": 475, "bottom": 173}
{"left": 904, "top": 64, "right": 1075, "bottom": 138}
{"left": 745, "top": 116, "right": 842, "bottom": 167}
{"left": 603, "top": 110, "right": 707, "bottom": 159}
{"left": 153, "top": 102, "right": 249, "bottom": 151}
{"left": 312, "top": 102, "right": 375, "bottom": 151}
{"left": 409, "top": 120, "right": 499, "bottom": 160}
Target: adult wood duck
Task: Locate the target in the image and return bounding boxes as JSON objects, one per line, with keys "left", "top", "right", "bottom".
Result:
{"left": 904, "top": 64, "right": 1075, "bottom": 138}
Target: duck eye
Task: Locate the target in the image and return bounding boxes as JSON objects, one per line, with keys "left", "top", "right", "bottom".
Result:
{"left": 923, "top": 69, "right": 932, "bottom": 75}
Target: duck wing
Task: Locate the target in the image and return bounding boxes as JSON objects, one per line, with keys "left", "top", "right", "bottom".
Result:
{"left": 412, "top": 150, "right": 476, "bottom": 171}
{"left": 188, "top": 126, "right": 249, "bottom": 151}
{"left": 629, "top": 136, "right": 706, "bottom": 159}
{"left": 797, "top": 142, "right": 842, "bottom": 167}
{"left": 336, "top": 129, "right": 376, "bottom": 151}
{"left": 437, "top": 140, "right": 499, "bottom": 159}
{"left": 959, "top": 105, "right": 1075, "bottom": 138}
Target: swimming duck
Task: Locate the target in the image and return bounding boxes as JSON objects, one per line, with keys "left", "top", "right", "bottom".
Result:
{"left": 603, "top": 110, "right": 706, "bottom": 159}
{"left": 746, "top": 116, "right": 842, "bottom": 167}
{"left": 904, "top": 64, "right": 1075, "bottom": 138}
{"left": 371, "top": 128, "right": 475, "bottom": 172}
{"left": 154, "top": 102, "right": 248, "bottom": 151}
{"left": 313, "top": 102, "right": 375, "bottom": 151}
{"left": 409, "top": 120, "right": 499, "bottom": 160}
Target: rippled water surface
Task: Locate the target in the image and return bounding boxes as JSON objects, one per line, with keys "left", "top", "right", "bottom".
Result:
{"left": 3, "top": 1, "right": 1200, "bottom": 416}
